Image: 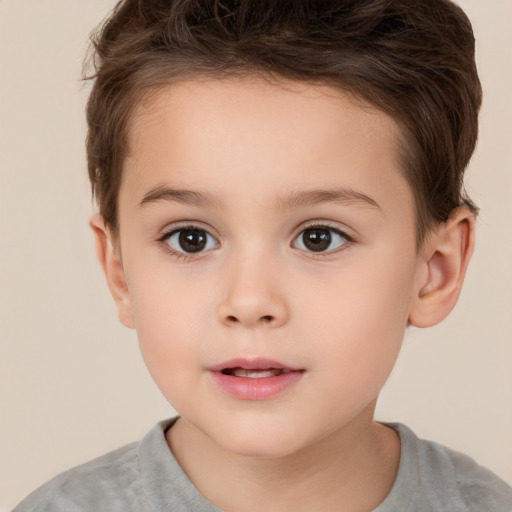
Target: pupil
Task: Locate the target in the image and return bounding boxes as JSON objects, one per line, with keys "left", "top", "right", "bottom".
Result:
{"left": 303, "top": 228, "right": 331, "bottom": 252}
{"left": 179, "top": 229, "right": 207, "bottom": 253}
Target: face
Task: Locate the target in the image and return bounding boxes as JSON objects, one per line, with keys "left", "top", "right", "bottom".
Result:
{"left": 115, "top": 78, "right": 424, "bottom": 458}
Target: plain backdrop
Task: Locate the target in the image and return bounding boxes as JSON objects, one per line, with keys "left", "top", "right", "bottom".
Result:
{"left": 1, "top": 1, "right": 511, "bottom": 510}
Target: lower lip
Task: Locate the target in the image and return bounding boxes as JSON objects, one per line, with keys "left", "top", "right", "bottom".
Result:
{"left": 208, "top": 370, "right": 304, "bottom": 400}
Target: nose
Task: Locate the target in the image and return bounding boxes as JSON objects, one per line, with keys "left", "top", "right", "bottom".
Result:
{"left": 217, "top": 254, "right": 290, "bottom": 329}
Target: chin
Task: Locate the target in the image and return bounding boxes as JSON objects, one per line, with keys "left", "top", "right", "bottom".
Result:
{"left": 205, "top": 417, "right": 315, "bottom": 460}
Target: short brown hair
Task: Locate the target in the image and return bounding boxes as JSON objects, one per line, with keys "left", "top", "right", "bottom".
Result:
{"left": 85, "top": 0, "right": 482, "bottom": 245}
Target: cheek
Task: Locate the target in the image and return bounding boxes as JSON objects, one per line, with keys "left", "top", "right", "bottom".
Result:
{"left": 303, "top": 250, "right": 416, "bottom": 392}
{"left": 126, "top": 266, "right": 213, "bottom": 394}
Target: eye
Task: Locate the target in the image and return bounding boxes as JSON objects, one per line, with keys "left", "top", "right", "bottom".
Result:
{"left": 292, "top": 225, "right": 350, "bottom": 253}
{"left": 165, "top": 227, "right": 218, "bottom": 254}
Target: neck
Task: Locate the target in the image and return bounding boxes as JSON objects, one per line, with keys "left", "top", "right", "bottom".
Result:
{"left": 166, "top": 405, "right": 401, "bottom": 512}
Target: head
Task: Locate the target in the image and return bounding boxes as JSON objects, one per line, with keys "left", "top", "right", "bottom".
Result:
{"left": 87, "top": 0, "right": 481, "bottom": 457}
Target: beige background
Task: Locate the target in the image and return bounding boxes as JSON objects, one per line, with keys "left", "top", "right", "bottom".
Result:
{"left": 1, "top": 1, "right": 511, "bottom": 510}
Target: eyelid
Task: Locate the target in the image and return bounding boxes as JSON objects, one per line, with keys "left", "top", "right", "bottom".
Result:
{"left": 157, "top": 221, "right": 219, "bottom": 241}
{"left": 293, "top": 220, "right": 354, "bottom": 239}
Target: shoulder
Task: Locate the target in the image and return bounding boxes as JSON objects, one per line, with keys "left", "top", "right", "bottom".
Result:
{"left": 12, "top": 417, "right": 220, "bottom": 512}
{"left": 390, "top": 423, "right": 512, "bottom": 512}
{"left": 422, "top": 439, "right": 512, "bottom": 511}
{"left": 12, "top": 440, "right": 146, "bottom": 512}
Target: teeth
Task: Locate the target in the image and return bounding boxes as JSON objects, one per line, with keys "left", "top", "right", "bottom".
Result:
{"left": 231, "top": 368, "right": 290, "bottom": 378}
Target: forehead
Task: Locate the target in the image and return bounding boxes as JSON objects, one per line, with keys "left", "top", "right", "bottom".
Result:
{"left": 128, "top": 77, "right": 398, "bottom": 158}
{"left": 121, "top": 77, "right": 412, "bottom": 219}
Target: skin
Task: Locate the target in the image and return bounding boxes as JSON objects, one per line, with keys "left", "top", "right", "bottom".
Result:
{"left": 91, "top": 77, "right": 475, "bottom": 511}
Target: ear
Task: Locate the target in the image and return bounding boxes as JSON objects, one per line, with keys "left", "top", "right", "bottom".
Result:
{"left": 408, "top": 207, "right": 475, "bottom": 328}
{"left": 89, "top": 214, "right": 135, "bottom": 329}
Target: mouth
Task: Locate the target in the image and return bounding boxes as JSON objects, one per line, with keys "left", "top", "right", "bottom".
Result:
{"left": 221, "top": 368, "right": 294, "bottom": 378}
{"left": 207, "top": 358, "right": 304, "bottom": 400}
{"left": 208, "top": 358, "right": 302, "bottom": 375}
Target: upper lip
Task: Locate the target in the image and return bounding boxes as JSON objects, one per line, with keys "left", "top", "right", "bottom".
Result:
{"left": 207, "top": 358, "right": 302, "bottom": 372}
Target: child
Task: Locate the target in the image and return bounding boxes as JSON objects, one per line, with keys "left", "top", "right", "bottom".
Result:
{"left": 13, "top": 0, "right": 512, "bottom": 510}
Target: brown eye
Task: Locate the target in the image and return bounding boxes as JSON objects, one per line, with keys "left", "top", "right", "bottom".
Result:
{"left": 302, "top": 228, "right": 331, "bottom": 251}
{"left": 167, "top": 228, "right": 218, "bottom": 253}
{"left": 292, "top": 226, "right": 349, "bottom": 253}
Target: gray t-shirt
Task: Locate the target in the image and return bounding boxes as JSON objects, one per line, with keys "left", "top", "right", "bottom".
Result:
{"left": 13, "top": 417, "right": 512, "bottom": 511}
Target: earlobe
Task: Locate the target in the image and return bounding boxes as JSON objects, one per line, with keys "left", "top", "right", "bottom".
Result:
{"left": 408, "top": 207, "right": 475, "bottom": 328}
{"left": 89, "top": 214, "right": 135, "bottom": 329}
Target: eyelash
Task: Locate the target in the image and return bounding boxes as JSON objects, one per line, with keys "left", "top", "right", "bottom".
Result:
{"left": 157, "top": 222, "right": 354, "bottom": 261}
{"left": 293, "top": 223, "right": 353, "bottom": 258}
{"left": 157, "top": 224, "right": 216, "bottom": 262}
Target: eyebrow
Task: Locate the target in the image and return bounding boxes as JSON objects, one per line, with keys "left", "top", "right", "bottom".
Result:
{"left": 139, "top": 185, "right": 219, "bottom": 208}
{"left": 277, "top": 188, "right": 382, "bottom": 212}
{"left": 139, "top": 185, "right": 381, "bottom": 212}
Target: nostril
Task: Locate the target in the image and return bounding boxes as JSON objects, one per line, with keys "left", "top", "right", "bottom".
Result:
{"left": 225, "top": 314, "right": 274, "bottom": 324}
